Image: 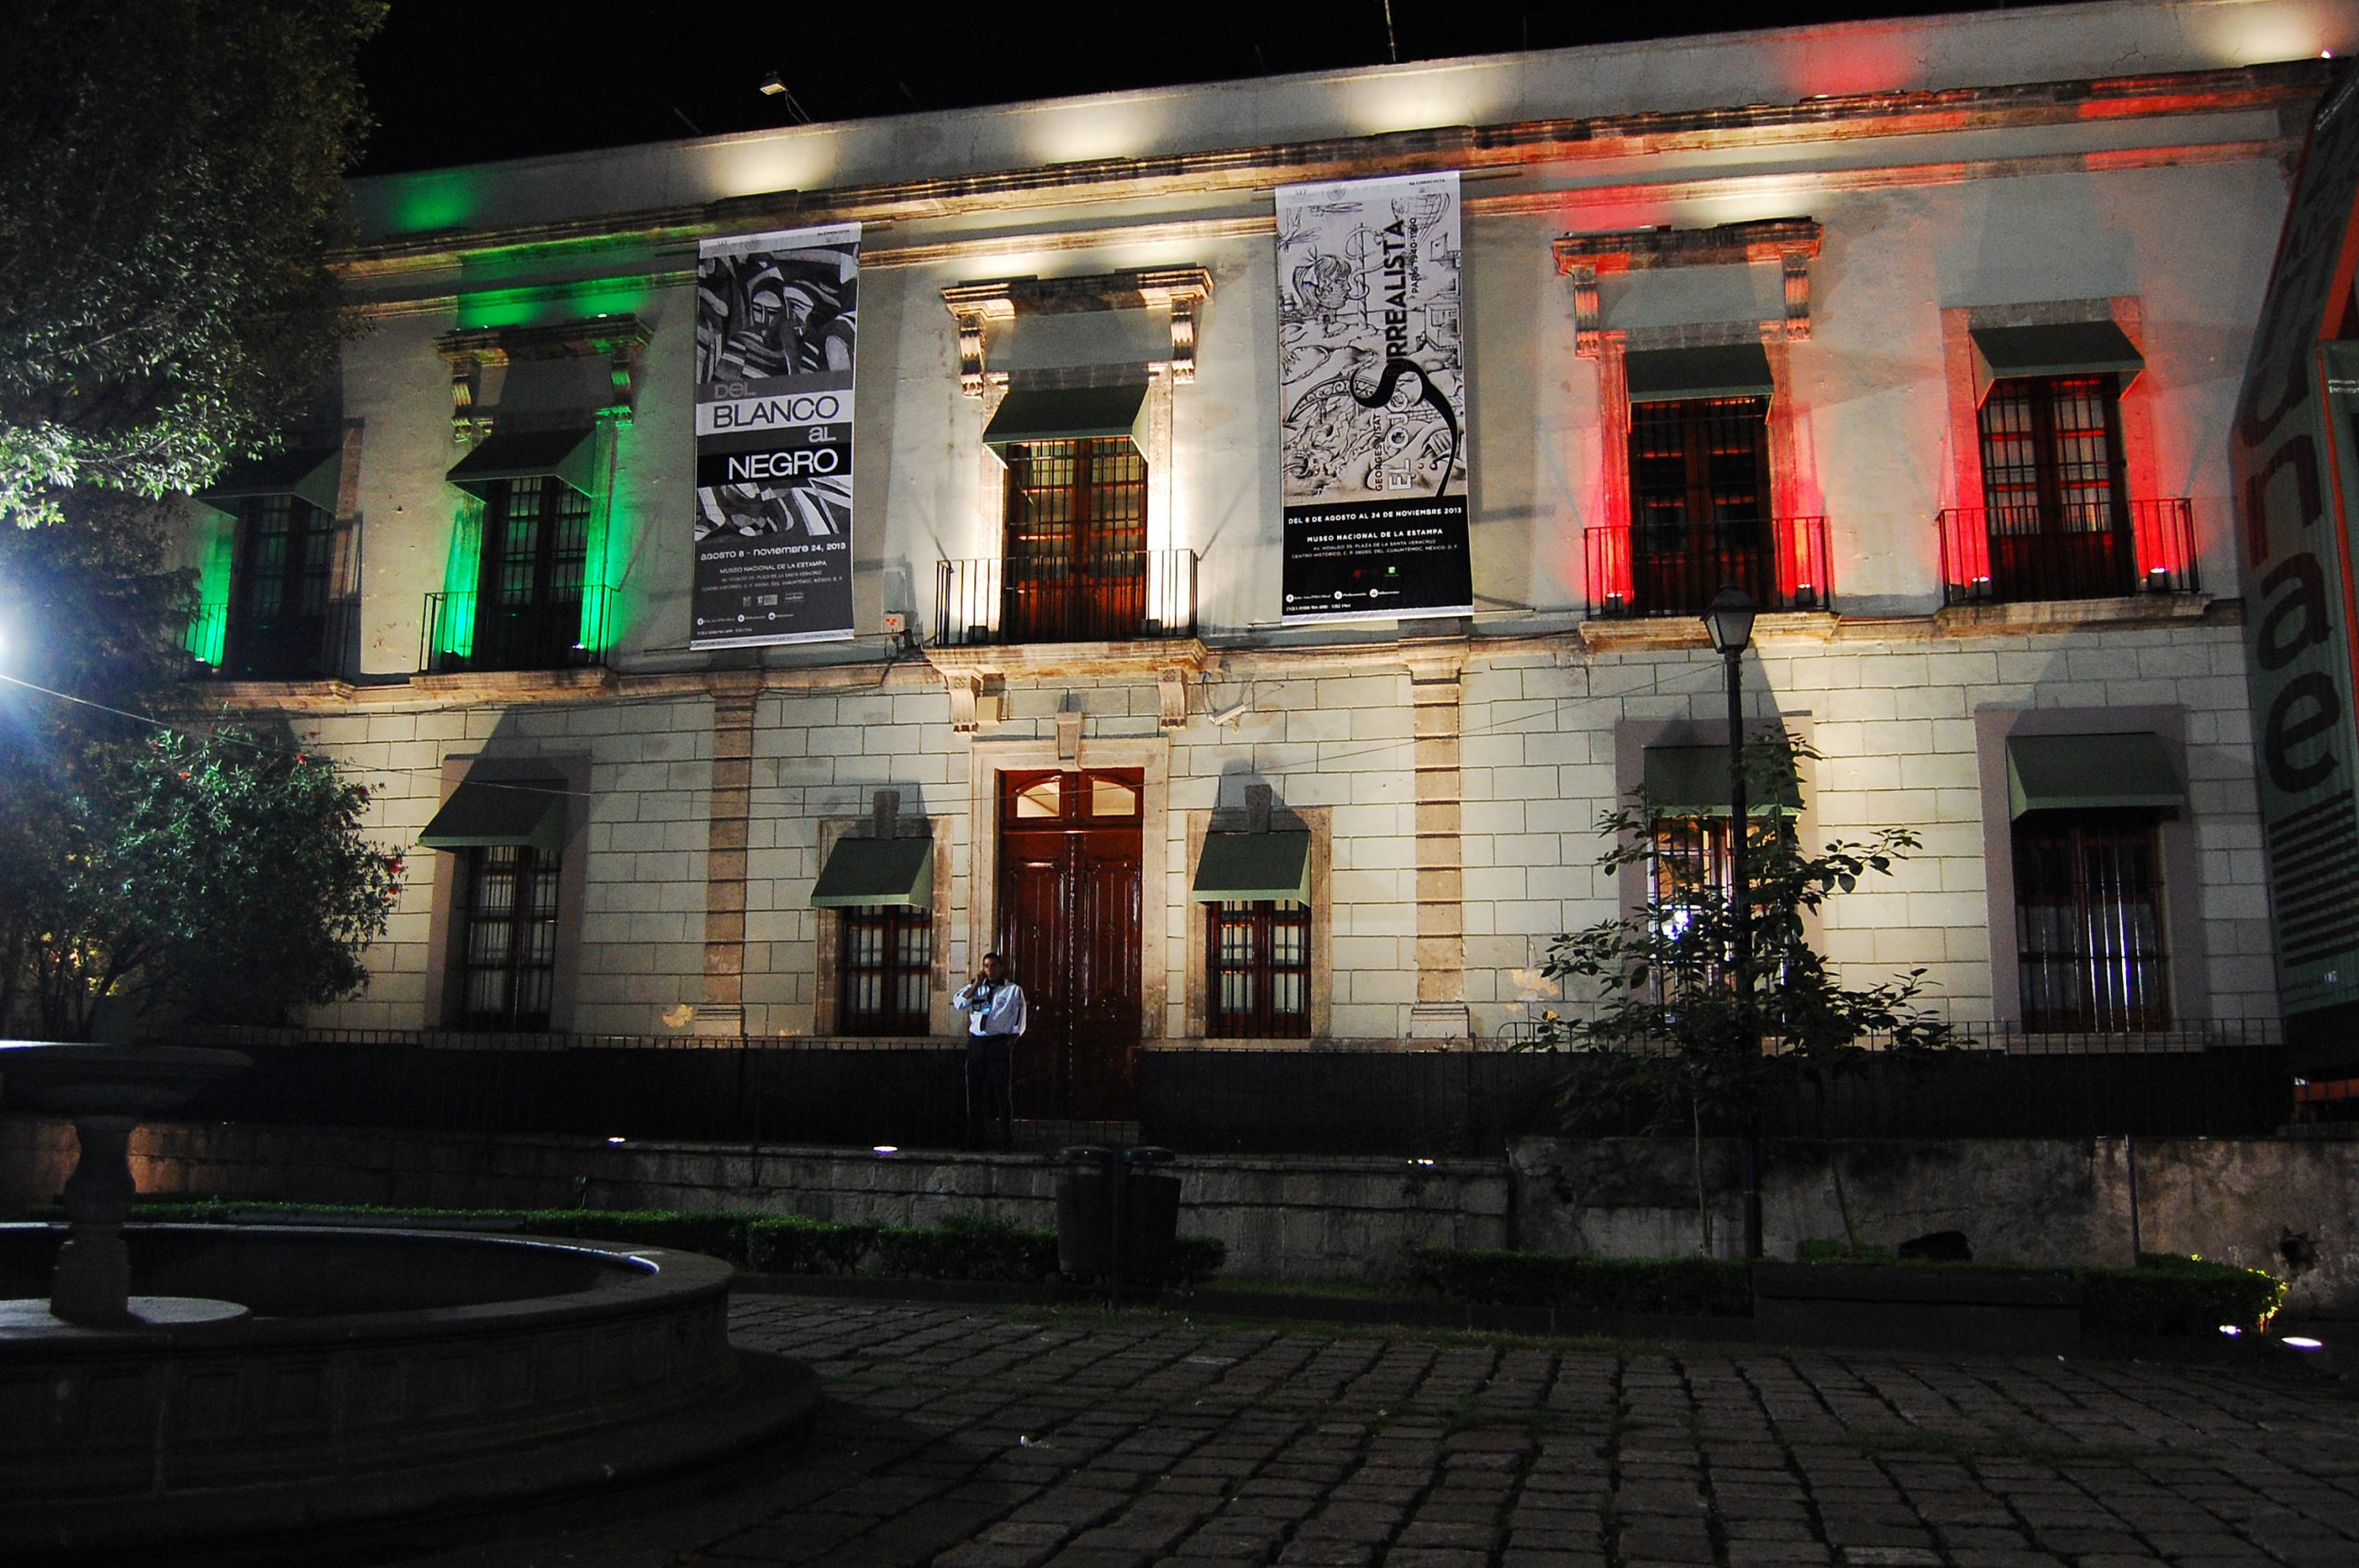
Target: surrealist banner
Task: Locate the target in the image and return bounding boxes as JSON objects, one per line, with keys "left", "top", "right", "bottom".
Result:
{"left": 1275, "top": 171, "right": 1472, "bottom": 624}
{"left": 691, "top": 223, "right": 861, "bottom": 648}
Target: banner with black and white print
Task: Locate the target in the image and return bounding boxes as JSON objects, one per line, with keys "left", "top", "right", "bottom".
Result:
{"left": 692, "top": 223, "right": 860, "bottom": 648}
{"left": 1274, "top": 171, "right": 1472, "bottom": 624}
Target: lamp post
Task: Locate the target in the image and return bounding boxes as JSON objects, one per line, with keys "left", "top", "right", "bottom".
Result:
{"left": 1702, "top": 582, "right": 1763, "bottom": 1260}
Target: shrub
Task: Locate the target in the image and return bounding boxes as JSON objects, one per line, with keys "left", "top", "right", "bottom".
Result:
{"left": 2080, "top": 1255, "right": 2286, "bottom": 1337}
{"left": 874, "top": 1211, "right": 1061, "bottom": 1282}
{"left": 1406, "top": 1246, "right": 1753, "bottom": 1317}
{"left": 506, "top": 1209, "right": 757, "bottom": 1265}
{"left": 747, "top": 1214, "right": 878, "bottom": 1275}
{"left": 1168, "top": 1235, "right": 1226, "bottom": 1288}
{"left": 1796, "top": 1237, "right": 1896, "bottom": 1264}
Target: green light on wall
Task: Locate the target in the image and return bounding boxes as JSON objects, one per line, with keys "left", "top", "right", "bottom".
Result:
{"left": 576, "top": 419, "right": 627, "bottom": 655}
{"left": 387, "top": 172, "right": 482, "bottom": 235}
{"left": 438, "top": 499, "right": 484, "bottom": 659}
{"left": 455, "top": 278, "right": 651, "bottom": 332}
{"left": 185, "top": 517, "right": 235, "bottom": 666}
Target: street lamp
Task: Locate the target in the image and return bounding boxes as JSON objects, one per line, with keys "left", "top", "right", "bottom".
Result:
{"left": 1702, "top": 582, "right": 1763, "bottom": 1260}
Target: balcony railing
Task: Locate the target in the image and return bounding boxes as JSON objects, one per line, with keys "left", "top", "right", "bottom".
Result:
{"left": 1938, "top": 497, "right": 2198, "bottom": 605}
{"left": 420, "top": 584, "right": 616, "bottom": 674}
{"left": 934, "top": 548, "right": 1198, "bottom": 649}
{"left": 1583, "top": 517, "right": 1831, "bottom": 618}
{"left": 187, "top": 600, "right": 356, "bottom": 682}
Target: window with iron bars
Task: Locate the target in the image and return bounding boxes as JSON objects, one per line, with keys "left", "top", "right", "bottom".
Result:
{"left": 1002, "top": 436, "right": 1148, "bottom": 642}
{"left": 1628, "top": 396, "right": 1772, "bottom": 610}
{"left": 839, "top": 905, "right": 933, "bottom": 1036}
{"left": 1976, "top": 373, "right": 2134, "bottom": 600}
{"left": 1207, "top": 899, "right": 1311, "bottom": 1038}
{"left": 1647, "top": 813, "right": 1795, "bottom": 995}
{"left": 457, "top": 844, "right": 561, "bottom": 1030}
{"left": 2013, "top": 809, "right": 2168, "bottom": 1032}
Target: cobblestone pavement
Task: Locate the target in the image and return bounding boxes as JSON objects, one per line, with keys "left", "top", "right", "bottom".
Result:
{"left": 387, "top": 1295, "right": 2359, "bottom": 1568}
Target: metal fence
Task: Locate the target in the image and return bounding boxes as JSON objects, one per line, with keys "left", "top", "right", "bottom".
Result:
{"left": 156, "top": 1023, "right": 2299, "bottom": 1158}
{"left": 1936, "top": 497, "right": 2198, "bottom": 605}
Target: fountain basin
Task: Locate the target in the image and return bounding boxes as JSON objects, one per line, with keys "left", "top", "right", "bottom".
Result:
{"left": 0, "top": 1223, "right": 816, "bottom": 1554}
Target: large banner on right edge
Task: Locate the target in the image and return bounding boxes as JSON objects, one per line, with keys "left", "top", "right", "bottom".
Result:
{"left": 1275, "top": 171, "right": 1473, "bottom": 624}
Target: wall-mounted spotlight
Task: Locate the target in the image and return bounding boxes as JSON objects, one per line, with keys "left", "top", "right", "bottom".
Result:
{"left": 1207, "top": 701, "right": 1250, "bottom": 728}
{"left": 758, "top": 73, "right": 786, "bottom": 96}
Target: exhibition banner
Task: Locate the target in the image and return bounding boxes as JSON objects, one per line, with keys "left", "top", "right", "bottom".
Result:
{"left": 1274, "top": 171, "right": 1472, "bottom": 624}
{"left": 691, "top": 223, "right": 861, "bottom": 647}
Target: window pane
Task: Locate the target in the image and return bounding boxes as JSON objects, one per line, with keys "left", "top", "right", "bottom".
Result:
{"left": 1091, "top": 777, "right": 1139, "bottom": 817}
{"left": 1015, "top": 778, "right": 1060, "bottom": 818}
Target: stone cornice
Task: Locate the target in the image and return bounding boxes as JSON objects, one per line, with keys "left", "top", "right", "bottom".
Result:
{"left": 334, "top": 64, "right": 2329, "bottom": 281}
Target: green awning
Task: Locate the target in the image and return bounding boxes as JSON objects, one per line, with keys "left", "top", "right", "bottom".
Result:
{"left": 447, "top": 427, "right": 597, "bottom": 498}
{"left": 1643, "top": 745, "right": 1803, "bottom": 816}
{"left": 810, "top": 837, "right": 935, "bottom": 909}
{"left": 2006, "top": 732, "right": 2182, "bottom": 819}
{"left": 1191, "top": 832, "right": 1312, "bottom": 903}
{"left": 194, "top": 445, "right": 342, "bottom": 516}
{"left": 1970, "top": 322, "right": 2143, "bottom": 404}
{"left": 418, "top": 775, "right": 568, "bottom": 852}
{"left": 983, "top": 382, "right": 1149, "bottom": 458}
{"left": 1625, "top": 344, "right": 1775, "bottom": 403}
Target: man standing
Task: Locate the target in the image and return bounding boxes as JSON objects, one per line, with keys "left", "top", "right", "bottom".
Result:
{"left": 952, "top": 952, "right": 1026, "bottom": 1152}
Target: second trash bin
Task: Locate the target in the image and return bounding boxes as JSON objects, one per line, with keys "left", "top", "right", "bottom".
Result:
{"left": 1120, "top": 1146, "right": 1180, "bottom": 1285}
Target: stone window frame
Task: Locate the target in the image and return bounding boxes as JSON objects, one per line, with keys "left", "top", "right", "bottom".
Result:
{"left": 1972, "top": 705, "right": 2209, "bottom": 1029}
{"left": 1937, "top": 298, "right": 2158, "bottom": 524}
{"left": 810, "top": 810, "right": 954, "bottom": 1039}
{"left": 1556, "top": 221, "right": 1821, "bottom": 612}
{"left": 1612, "top": 714, "right": 1820, "bottom": 938}
{"left": 421, "top": 752, "right": 593, "bottom": 1034}
{"left": 1180, "top": 800, "right": 1334, "bottom": 1043}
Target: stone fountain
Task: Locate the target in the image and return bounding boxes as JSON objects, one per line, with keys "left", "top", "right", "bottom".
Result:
{"left": 0, "top": 1038, "right": 815, "bottom": 1555}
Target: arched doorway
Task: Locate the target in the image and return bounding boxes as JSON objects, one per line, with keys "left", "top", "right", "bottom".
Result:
{"left": 996, "top": 766, "right": 1144, "bottom": 1119}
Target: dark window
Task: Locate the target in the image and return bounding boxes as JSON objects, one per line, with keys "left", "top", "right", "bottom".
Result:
{"left": 2013, "top": 810, "right": 2168, "bottom": 1031}
{"left": 457, "top": 844, "right": 561, "bottom": 1030}
{"left": 475, "top": 475, "right": 591, "bottom": 669}
{"left": 1003, "top": 436, "right": 1147, "bottom": 641}
{"left": 226, "top": 494, "right": 334, "bottom": 679}
{"left": 1207, "top": 899, "right": 1310, "bottom": 1038}
{"left": 839, "top": 905, "right": 933, "bottom": 1036}
{"left": 1647, "top": 813, "right": 1795, "bottom": 995}
{"left": 1977, "top": 374, "right": 2133, "bottom": 598}
{"left": 1628, "top": 397, "right": 1771, "bottom": 610}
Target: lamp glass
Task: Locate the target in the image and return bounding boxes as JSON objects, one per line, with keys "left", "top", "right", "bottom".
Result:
{"left": 1704, "top": 583, "right": 1759, "bottom": 656}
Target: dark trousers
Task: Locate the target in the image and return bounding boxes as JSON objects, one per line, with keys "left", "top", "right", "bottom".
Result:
{"left": 964, "top": 1036, "right": 1015, "bottom": 1152}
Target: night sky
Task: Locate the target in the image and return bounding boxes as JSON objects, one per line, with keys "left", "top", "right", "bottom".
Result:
{"left": 355, "top": 0, "right": 2002, "bottom": 175}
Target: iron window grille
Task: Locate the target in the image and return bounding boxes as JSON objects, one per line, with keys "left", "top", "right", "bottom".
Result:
{"left": 2013, "top": 809, "right": 2169, "bottom": 1032}
{"left": 457, "top": 843, "right": 561, "bottom": 1030}
{"left": 1207, "top": 899, "right": 1311, "bottom": 1038}
{"left": 838, "top": 905, "right": 933, "bottom": 1036}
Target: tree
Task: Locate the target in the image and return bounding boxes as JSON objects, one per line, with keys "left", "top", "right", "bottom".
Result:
{"left": 0, "top": 0, "right": 381, "bottom": 528}
{"left": 1, "top": 728, "right": 402, "bottom": 1039}
{"left": 1528, "top": 733, "right": 1952, "bottom": 1254}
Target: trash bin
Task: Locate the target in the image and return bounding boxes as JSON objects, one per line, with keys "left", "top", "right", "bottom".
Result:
{"left": 1052, "top": 1146, "right": 1116, "bottom": 1280}
{"left": 1120, "top": 1146, "right": 1180, "bottom": 1284}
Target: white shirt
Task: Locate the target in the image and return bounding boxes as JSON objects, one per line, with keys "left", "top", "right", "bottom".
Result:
{"left": 952, "top": 976, "right": 1027, "bottom": 1038}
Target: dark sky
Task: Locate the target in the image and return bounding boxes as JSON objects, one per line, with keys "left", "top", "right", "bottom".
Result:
{"left": 356, "top": 1, "right": 2000, "bottom": 175}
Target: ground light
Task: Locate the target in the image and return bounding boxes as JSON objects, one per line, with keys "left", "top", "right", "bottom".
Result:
{"left": 2283, "top": 1336, "right": 2326, "bottom": 1350}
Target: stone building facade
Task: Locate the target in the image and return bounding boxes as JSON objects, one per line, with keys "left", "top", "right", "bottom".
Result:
{"left": 182, "top": 2, "right": 2357, "bottom": 1118}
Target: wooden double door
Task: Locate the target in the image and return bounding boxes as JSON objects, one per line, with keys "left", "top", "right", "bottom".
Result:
{"left": 996, "top": 767, "right": 1144, "bottom": 1120}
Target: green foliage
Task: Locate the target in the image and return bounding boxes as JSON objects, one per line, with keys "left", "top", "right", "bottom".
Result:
{"left": 2079, "top": 1254, "right": 2287, "bottom": 1337}
{"left": 504, "top": 1209, "right": 756, "bottom": 1263}
{"left": 874, "top": 1211, "right": 1062, "bottom": 1282}
{"left": 1405, "top": 1246, "right": 1755, "bottom": 1317}
{"left": 109, "top": 1199, "right": 1228, "bottom": 1288}
{"left": 0, "top": 0, "right": 382, "bottom": 527}
{"left": 1531, "top": 733, "right": 1952, "bottom": 1127}
{"left": 1796, "top": 1237, "right": 1896, "bottom": 1264}
{"left": 1168, "top": 1234, "right": 1227, "bottom": 1289}
{"left": 1, "top": 727, "right": 402, "bottom": 1036}
{"left": 748, "top": 1214, "right": 880, "bottom": 1275}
